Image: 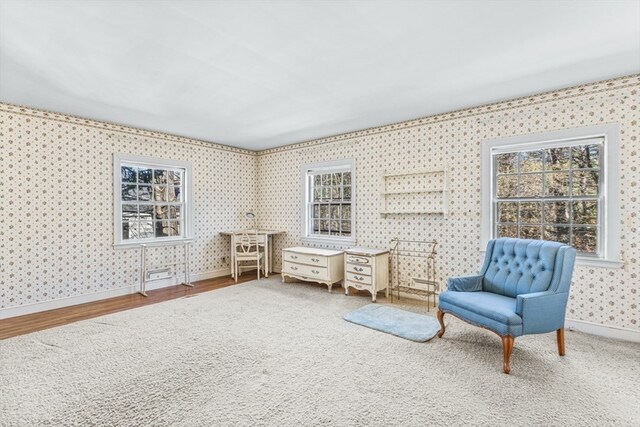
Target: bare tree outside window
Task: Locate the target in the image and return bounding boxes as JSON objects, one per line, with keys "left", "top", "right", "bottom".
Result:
{"left": 494, "top": 142, "right": 601, "bottom": 255}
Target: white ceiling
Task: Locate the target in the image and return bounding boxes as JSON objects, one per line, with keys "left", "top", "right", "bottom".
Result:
{"left": 1, "top": 1, "right": 639, "bottom": 151}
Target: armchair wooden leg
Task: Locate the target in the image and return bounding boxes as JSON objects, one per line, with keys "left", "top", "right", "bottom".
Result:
{"left": 557, "top": 328, "right": 565, "bottom": 356}
{"left": 436, "top": 309, "right": 446, "bottom": 338}
{"left": 501, "top": 336, "right": 515, "bottom": 374}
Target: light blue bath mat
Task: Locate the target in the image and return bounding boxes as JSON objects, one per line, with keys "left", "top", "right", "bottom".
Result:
{"left": 343, "top": 304, "right": 441, "bottom": 342}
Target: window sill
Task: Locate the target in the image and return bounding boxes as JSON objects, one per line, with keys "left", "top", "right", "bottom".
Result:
{"left": 301, "top": 236, "right": 356, "bottom": 246}
{"left": 114, "top": 238, "right": 194, "bottom": 250}
{"left": 574, "top": 257, "right": 623, "bottom": 269}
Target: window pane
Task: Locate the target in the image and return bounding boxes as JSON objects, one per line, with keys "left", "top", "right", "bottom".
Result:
{"left": 332, "top": 173, "right": 342, "bottom": 185}
{"left": 314, "top": 175, "right": 321, "bottom": 186}
{"left": 342, "top": 205, "right": 351, "bottom": 220}
{"left": 543, "top": 201, "right": 570, "bottom": 224}
{"left": 122, "top": 204, "right": 138, "bottom": 219}
{"left": 154, "top": 185, "right": 168, "bottom": 202}
{"left": 313, "top": 186, "right": 321, "bottom": 201}
{"left": 138, "top": 185, "right": 152, "bottom": 201}
{"left": 138, "top": 168, "right": 153, "bottom": 183}
{"left": 496, "top": 175, "right": 517, "bottom": 198}
{"left": 496, "top": 153, "right": 517, "bottom": 174}
{"left": 312, "top": 204, "right": 319, "bottom": 218}
{"left": 330, "top": 205, "right": 340, "bottom": 219}
{"left": 122, "top": 185, "right": 137, "bottom": 201}
{"left": 343, "top": 172, "right": 351, "bottom": 185}
{"left": 168, "top": 221, "right": 180, "bottom": 236}
{"left": 544, "top": 226, "right": 570, "bottom": 244}
{"left": 154, "top": 205, "right": 169, "bottom": 220}
{"left": 519, "top": 150, "right": 543, "bottom": 173}
{"left": 122, "top": 221, "right": 136, "bottom": 240}
{"left": 121, "top": 166, "right": 137, "bottom": 183}
{"left": 155, "top": 221, "right": 170, "bottom": 238}
{"left": 320, "top": 205, "right": 329, "bottom": 219}
{"left": 313, "top": 220, "right": 320, "bottom": 232}
{"left": 519, "top": 202, "right": 541, "bottom": 223}
{"left": 154, "top": 169, "right": 167, "bottom": 184}
{"left": 572, "top": 145, "right": 600, "bottom": 169}
{"left": 139, "top": 205, "right": 153, "bottom": 220}
{"left": 573, "top": 201, "right": 598, "bottom": 225}
{"left": 518, "top": 173, "right": 543, "bottom": 197}
{"left": 319, "top": 220, "right": 329, "bottom": 234}
{"left": 573, "top": 227, "right": 597, "bottom": 253}
{"left": 545, "top": 147, "right": 570, "bottom": 171}
{"left": 167, "top": 186, "right": 180, "bottom": 202}
{"left": 572, "top": 170, "right": 599, "bottom": 196}
{"left": 167, "top": 170, "right": 182, "bottom": 186}
{"left": 321, "top": 174, "right": 331, "bottom": 185}
{"left": 341, "top": 220, "right": 351, "bottom": 235}
{"left": 329, "top": 220, "right": 340, "bottom": 235}
{"left": 139, "top": 221, "right": 153, "bottom": 238}
{"left": 544, "top": 172, "right": 570, "bottom": 197}
{"left": 519, "top": 225, "right": 541, "bottom": 240}
{"left": 331, "top": 187, "right": 341, "bottom": 200}
{"left": 497, "top": 202, "right": 517, "bottom": 223}
{"left": 321, "top": 187, "right": 331, "bottom": 201}
{"left": 343, "top": 186, "right": 351, "bottom": 200}
{"left": 497, "top": 224, "right": 518, "bottom": 238}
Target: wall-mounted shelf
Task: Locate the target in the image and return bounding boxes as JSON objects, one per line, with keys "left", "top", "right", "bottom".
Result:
{"left": 381, "top": 168, "right": 448, "bottom": 217}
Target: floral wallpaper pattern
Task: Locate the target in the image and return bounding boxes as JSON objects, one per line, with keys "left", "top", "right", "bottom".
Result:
{"left": 0, "top": 104, "right": 257, "bottom": 309}
{"left": 257, "top": 74, "right": 639, "bottom": 331}
{"left": 1, "top": 74, "right": 638, "bottom": 332}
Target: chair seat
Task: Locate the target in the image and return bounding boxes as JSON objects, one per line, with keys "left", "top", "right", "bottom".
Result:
{"left": 438, "top": 291, "right": 523, "bottom": 336}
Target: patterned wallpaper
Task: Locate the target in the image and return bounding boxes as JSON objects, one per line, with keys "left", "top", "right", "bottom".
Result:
{"left": 0, "top": 103, "right": 257, "bottom": 309}
{"left": 257, "top": 75, "right": 640, "bottom": 331}
{"left": 1, "top": 75, "right": 638, "bottom": 332}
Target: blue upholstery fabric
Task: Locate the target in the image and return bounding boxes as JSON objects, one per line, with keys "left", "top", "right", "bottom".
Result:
{"left": 439, "top": 238, "right": 576, "bottom": 337}
{"left": 446, "top": 275, "right": 483, "bottom": 292}
{"left": 439, "top": 291, "right": 522, "bottom": 336}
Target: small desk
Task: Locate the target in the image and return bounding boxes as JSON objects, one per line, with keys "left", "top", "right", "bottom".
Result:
{"left": 220, "top": 229, "right": 286, "bottom": 279}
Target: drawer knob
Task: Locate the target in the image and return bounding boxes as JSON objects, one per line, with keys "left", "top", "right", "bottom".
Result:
{"left": 311, "top": 258, "right": 319, "bottom": 262}
{"left": 291, "top": 266, "right": 298, "bottom": 270}
{"left": 312, "top": 270, "right": 319, "bottom": 274}
{"left": 291, "top": 255, "right": 298, "bottom": 259}
{"left": 355, "top": 267, "right": 363, "bottom": 272}
{"left": 355, "top": 276, "right": 363, "bottom": 281}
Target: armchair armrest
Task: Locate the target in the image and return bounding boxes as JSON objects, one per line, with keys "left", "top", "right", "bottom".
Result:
{"left": 516, "top": 291, "right": 569, "bottom": 334}
{"left": 446, "top": 275, "right": 483, "bottom": 292}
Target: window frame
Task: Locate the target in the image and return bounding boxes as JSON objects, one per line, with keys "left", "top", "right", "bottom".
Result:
{"left": 113, "top": 153, "right": 193, "bottom": 249}
{"left": 481, "top": 124, "right": 621, "bottom": 268}
{"left": 301, "top": 158, "right": 356, "bottom": 245}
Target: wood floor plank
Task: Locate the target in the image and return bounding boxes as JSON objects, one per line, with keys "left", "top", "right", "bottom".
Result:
{"left": 0, "top": 274, "right": 258, "bottom": 340}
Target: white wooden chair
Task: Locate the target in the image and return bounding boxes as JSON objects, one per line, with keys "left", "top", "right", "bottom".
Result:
{"left": 234, "top": 230, "right": 265, "bottom": 282}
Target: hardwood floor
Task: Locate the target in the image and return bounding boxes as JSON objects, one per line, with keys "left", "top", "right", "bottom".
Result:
{"left": 0, "top": 274, "right": 256, "bottom": 340}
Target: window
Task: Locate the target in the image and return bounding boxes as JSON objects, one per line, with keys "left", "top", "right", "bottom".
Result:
{"left": 114, "top": 154, "right": 192, "bottom": 247}
{"left": 481, "top": 124, "right": 621, "bottom": 268}
{"left": 302, "top": 159, "right": 355, "bottom": 244}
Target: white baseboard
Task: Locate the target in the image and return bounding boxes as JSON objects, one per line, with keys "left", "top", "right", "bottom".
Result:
{"left": 0, "top": 268, "right": 231, "bottom": 320}
{"left": 565, "top": 318, "right": 640, "bottom": 343}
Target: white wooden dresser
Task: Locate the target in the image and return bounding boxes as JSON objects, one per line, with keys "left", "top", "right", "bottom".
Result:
{"left": 344, "top": 247, "right": 389, "bottom": 302}
{"left": 281, "top": 247, "right": 344, "bottom": 292}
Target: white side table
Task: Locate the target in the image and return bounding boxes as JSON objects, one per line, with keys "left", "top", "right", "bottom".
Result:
{"left": 344, "top": 247, "right": 389, "bottom": 302}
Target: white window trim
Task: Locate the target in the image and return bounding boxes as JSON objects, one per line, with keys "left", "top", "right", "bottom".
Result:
{"left": 480, "top": 124, "right": 622, "bottom": 269}
{"left": 113, "top": 153, "right": 194, "bottom": 249}
{"left": 301, "top": 158, "right": 356, "bottom": 245}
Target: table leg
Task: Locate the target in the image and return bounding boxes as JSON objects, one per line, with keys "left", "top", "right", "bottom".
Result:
{"left": 230, "top": 234, "right": 235, "bottom": 279}
{"left": 264, "top": 234, "right": 269, "bottom": 278}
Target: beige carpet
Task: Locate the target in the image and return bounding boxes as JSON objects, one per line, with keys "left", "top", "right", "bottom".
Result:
{"left": 1, "top": 277, "right": 639, "bottom": 426}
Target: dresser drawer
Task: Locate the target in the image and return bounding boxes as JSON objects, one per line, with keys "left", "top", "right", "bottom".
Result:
{"left": 345, "top": 280, "right": 372, "bottom": 291}
{"left": 283, "top": 261, "right": 327, "bottom": 280}
{"left": 345, "top": 272, "right": 372, "bottom": 285}
{"left": 346, "top": 263, "right": 372, "bottom": 275}
{"left": 346, "top": 255, "right": 372, "bottom": 265}
{"left": 283, "top": 251, "right": 328, "bottom": 267}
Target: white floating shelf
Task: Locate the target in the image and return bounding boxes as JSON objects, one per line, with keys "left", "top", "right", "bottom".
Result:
{"left": 382, "top": 169, "right": 445, "bottom": 178}
{"left": 381, "top": 167, "right": 449, "bottom": 218}
{"left": 380, "top": 210, "right": 446, "bottom": 215}
{"left": 381, "top": 189, "right": 444, "bottom": 195}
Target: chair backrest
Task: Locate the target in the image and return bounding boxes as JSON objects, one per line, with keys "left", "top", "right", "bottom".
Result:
{"left": 479, "top": 238, "right": 575, "bottom": 298}
{"left": 235, "top": 230, "right": 259, "bottom": 255}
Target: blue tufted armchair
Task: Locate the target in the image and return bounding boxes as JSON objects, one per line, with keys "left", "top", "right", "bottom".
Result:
{"left": 437, "top": 238, "right": 576, "bottom": 374}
